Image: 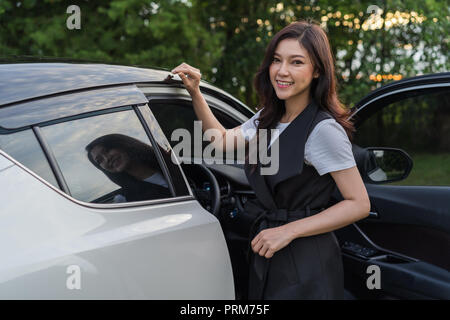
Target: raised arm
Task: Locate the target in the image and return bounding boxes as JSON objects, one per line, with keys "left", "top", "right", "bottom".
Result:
{"left": 171, "top": 63, "right": 247, "bottom": 153}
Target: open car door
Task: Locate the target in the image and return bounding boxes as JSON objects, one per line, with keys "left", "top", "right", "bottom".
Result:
{"left": 334, "top": 73, "right": 450, "bottom": 299}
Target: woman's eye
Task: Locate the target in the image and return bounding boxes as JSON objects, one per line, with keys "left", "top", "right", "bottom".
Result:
{"left": 272, "top": 57, "right": 280, "bottom": 63}
{"left": 293, "top": 60, "right": 303, "bottom": 65}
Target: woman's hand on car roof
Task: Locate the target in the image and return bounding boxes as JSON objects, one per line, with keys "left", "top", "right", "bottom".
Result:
{"left": 171, "top": 62, "right": 202, "bottom": 95}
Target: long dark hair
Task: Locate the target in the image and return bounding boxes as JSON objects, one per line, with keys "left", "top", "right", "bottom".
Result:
{"left": 85, "top": 134, "right": 162, "bottom": 192}
{"left": 248, "top": 20, "right": 355, "bottom": 169}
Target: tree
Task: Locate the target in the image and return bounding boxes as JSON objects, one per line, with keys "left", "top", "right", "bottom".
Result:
{"left": 1, "top": 0, "right": 448, "bottom": 109}
{"left": 0, "top": 0, "right": 223, "bottom": 74}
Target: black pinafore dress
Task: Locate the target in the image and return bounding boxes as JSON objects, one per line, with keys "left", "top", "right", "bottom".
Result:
{"left": 244, "top": 100, "right": 344, "bottom": 300}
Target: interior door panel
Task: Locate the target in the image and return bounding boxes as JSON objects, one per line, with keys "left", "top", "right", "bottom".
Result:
{"left": 358, "top": 184, "right": 450, "bottom": 272}
{"left": 334, "top": 177, "right": 450, "bottom": 298}
{"left": 338, "top": 77, "right": 450, "bottom": 299}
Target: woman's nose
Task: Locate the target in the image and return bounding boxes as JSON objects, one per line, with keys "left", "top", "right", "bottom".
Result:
{"left": 278, "top": 62, "right": 289, "bottom": 76}
{"left": 104, "top": 151, "right": 114, "bottom": 166}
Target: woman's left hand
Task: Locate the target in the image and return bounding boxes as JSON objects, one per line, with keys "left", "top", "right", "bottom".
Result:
{"left": 251, "top": 225, "right": 295, "bottom": 259}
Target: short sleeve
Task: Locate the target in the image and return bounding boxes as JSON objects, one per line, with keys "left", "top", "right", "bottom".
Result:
{"left": 240, "top": 109, "right": 262, "bottom": 141}
{"left": 305, "top": 119, "right": 356, "bottom": 176}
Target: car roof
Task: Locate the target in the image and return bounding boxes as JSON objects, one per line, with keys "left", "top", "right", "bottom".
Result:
{"left": 0, "top": 63, "right": 254, "bottom": 117}
{"left": 0, "top": 63, "right": 174, "bottom": 106}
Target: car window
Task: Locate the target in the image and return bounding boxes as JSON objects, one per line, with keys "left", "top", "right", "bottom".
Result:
{"left": 138, "top": 105, "right": 190, "bottom": 196}
{"left": 0, "top": 129, "right": 59, "bottom": 188}
{"left": 354, "top": 89, "right": 450, "bottom": 186}
{"left": 149, "top": 100, "right": 239, "bottom": 162}
{"left": 39, "top": 110, "right": 173, "bottom": 203}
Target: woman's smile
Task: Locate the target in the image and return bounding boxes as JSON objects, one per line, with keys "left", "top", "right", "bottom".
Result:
{"left": 276, "top": 80, "right": 295, "bottom": 88}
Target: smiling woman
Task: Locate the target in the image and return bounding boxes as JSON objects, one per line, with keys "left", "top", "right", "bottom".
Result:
{"left": 171, "top": 19, "right": 370, "bottom": 300}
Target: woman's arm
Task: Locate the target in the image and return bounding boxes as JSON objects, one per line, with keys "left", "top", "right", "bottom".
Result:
{"left": 171, "top": 63, "right": 247, "bottom": 152}
{"left": 286, "top": 166, "right": 370, "bottom": 237}
{"left": 251, "top": 166, "right": 370, "bottom": 258}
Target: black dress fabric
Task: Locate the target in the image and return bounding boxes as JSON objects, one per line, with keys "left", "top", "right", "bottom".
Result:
{"left": 122, "top": 178, "right": 172, "bottom": 202}
{"left": 244, "top": 100, "right": 344, "bottom": 300}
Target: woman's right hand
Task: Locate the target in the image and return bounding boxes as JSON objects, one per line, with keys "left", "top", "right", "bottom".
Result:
{"left": 171, "top": 62, "right": 202, "bottom": 96}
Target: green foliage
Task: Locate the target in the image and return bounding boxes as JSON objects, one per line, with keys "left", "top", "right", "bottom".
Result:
{"left": 392, "top": 153, "right": 450, "bottom": 186}
{"left": 0, "top": 0, "right": 448, "bottom": 108}
{"left": 0, "top": 0, "right": 223, "bottom": 73}
{"left": 355, "top": 89, "right": 450, "bottom": 153}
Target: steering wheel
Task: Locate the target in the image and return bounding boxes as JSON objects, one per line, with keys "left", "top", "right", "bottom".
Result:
{"left": 183, "top": 163, "right": 221, "bottom": 217}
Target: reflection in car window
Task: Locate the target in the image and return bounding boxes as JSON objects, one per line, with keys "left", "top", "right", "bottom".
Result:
{"left": 355, "top": 89, "right": 450, "bottom": 186}
{"left": 40, "top": 111, "right": 172, "bottom": 203}
{"left": 0, "top": 129, "right": 59, "bottom": 188}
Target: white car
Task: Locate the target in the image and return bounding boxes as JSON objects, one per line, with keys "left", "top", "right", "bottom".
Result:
{"left": 0, "top": 63, "right": 249, "bottom": 299}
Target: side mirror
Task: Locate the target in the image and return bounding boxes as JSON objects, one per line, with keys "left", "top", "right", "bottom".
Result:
{"left": 363, "top": 147, "right": 413, "bottom": 184}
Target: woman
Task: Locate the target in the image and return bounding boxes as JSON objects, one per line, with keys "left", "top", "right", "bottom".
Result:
{"left": 171, "top": 20, "right": 370, "bottom": 299}
{"left": 86, "top": 134, "right": 171, "bottom": 202}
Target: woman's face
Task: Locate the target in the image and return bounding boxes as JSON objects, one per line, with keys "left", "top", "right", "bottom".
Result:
{"left": 269, "top": 38, "right": 318, "bottom": 103}
{"left": 90, "top": 144, "right": 130, "bottom": 173}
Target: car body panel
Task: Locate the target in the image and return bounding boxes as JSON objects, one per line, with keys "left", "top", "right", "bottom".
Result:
{"left": 0, "top": 150, "right": 234, "bottom": 299}
{"left": 0, "top": 154, "right": 13, "bottom": 171}
{"left": 0, "top": 85, "right": 148, "bottom": 130}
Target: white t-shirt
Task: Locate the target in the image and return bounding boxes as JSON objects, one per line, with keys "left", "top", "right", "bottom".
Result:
{"left": 240, "top": 109, "right": 356, "bottom": 176}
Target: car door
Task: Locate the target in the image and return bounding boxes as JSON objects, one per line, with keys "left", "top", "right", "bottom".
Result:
{"left": 0, "top": 84, "right": 234, "bottom": 299}
{"left": 334, "top": 73, "right": 450, "bottom": 299}
{"left": 139, "top": 85, "right": 255, "bottom": 299}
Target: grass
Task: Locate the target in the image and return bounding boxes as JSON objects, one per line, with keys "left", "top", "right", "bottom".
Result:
{"left": 391, "top": 153, "right": 450, "bottom": 186}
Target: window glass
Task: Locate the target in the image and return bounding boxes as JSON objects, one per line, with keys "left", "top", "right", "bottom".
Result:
{"left": 150, "top": 100, "right": 239, "bottom": 162}
{"left": 150, "top": 101, "right": 236, "bottom": 140}
{"left": 0, "top": 129, "right": 59, "bottom": 187}
{"left": 40, "top": 110, "right": 172, "bottom": 203}
{"left": 138, "top": 105, "right": 190, "bottom": 196}
{"left": 354, "top": 89, "right": 450, "bottom": 186}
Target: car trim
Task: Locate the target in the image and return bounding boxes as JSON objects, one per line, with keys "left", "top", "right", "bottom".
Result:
{"left": 134, "top": 106, "right": 177, "bottom": 197}
{"left": 139, "top": 85, "right": 252, "bottom": 123}
{"left": 352, "top": 222, "right": 419, "bottom": 262}
{"left": 138, "top": 82, "right": 255, "bottom": 118}
{"left": 137, "top": 105, "right": 195, "bottom": 198}
{"left": 32, "top": 126, "right": 71, "bottom": 194}
{"left": 0, "top": 148, "right": 196, "bottom": 209}
{"left": 0, "top": 85, "right": 149, "bottom": 130}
